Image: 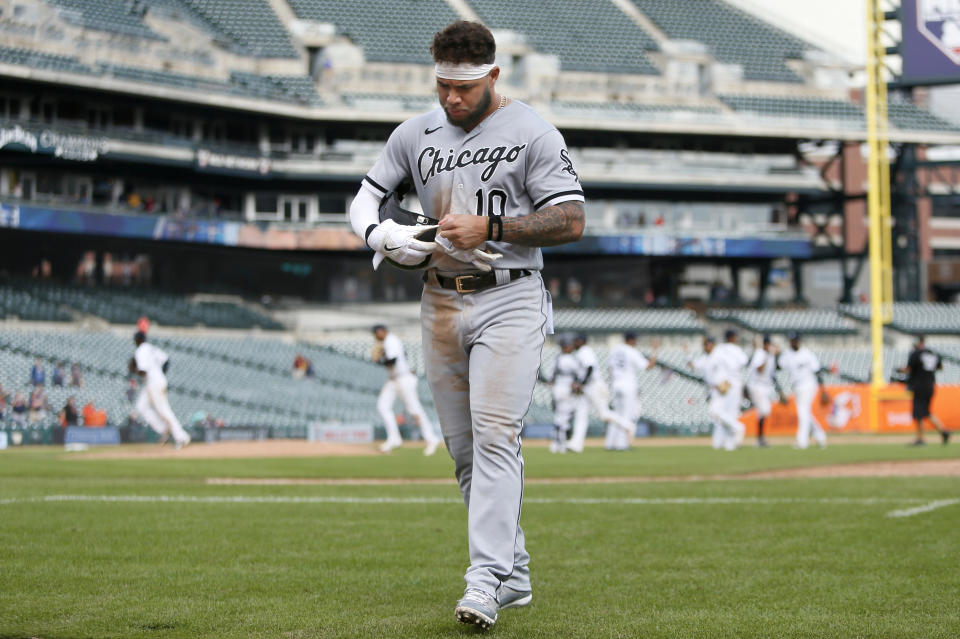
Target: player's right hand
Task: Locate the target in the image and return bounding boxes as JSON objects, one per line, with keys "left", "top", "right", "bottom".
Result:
{"left": 367, "top": 219, "right": 438, "bottom": 266}
{"left": 435, "top": 236, "right": 502, "bottom": 272}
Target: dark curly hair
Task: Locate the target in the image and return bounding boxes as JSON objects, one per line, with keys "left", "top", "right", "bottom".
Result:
{"left": 430, "top": 21, "right": 496, "bottom": 65}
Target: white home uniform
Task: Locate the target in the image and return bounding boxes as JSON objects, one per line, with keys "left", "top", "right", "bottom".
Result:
{"left": 546, "top": 349, "right": 581, "bottom": 453}
{"left": 569, "top": 343, "right": 633, "bottom": 453}
{"left": 376, "top": 332, "right": 440, "bottom": 454}
{"left": 353, "top": 99, "right": 583, "bottom": 602}
{"left": 746, "top": 348, "right": 775, "bottom": 420}
{"left": 690, "top": 351, "right": 721, "bottom": 446}
{"left": 606, "top": 342, "right": 650, "bottom": 450}
{"left": 134, "top": 341, "right": 190, "bottom": 448}
{"left": 707, "top": 342, "right": 747, "bottom": 450}
{"left": 778, "top": 346, "right": 827, "bottom": 448}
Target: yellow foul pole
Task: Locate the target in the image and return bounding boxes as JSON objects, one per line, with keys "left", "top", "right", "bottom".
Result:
{"left": 865, "top": 0, "right": 893, "bottom": 431}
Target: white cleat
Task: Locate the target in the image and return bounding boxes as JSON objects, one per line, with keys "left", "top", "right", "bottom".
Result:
{"left": 379, "top": 439, "right": 401, "bottom": 453}
{"left": 423, "top": 440, "right": 440, "bottom": 456}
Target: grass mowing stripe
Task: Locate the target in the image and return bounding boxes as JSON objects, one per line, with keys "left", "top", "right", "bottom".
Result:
{"left": 886, "top": 498, "right": 960, "bottom": 518}
{"left": 0, "top": 494, "right": 930, "bottom": 506}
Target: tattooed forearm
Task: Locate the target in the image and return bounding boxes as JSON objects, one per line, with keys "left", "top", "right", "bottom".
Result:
{"left": 502, "top": 201, "right": 585, "bottom": 246}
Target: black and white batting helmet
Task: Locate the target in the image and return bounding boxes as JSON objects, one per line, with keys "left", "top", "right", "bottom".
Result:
{"left": 378, "top": 190, "right": 438, "bottom": 242}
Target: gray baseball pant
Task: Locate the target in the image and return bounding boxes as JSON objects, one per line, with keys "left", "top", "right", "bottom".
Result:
{"left": 421, "top": 271, "right": 549, "bottom": 600}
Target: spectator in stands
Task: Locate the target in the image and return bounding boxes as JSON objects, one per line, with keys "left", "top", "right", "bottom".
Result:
{"left": 81, "top": 401, "right": 107, "bottom": 427}
{"left": 29, "top": 358, "right": 46, "bottom": 386}
{"left": 292, "top": 354, "right": 308, "bottom": 379}
{"left": 52, "top": 362, "right": 67, "bottom": 387}
{"left": 59, "top": 396, "right": 79, "bottom": 427}
{"left": 70, "top": 362, "right": 84, "bottom": 388}
{"left": 898, "top": 335, "right": 951, "bottom": 446}
{"left": 11, "top": 392, "right": 28, "bottom": 425}
{"left": 0, "top": 382, "right": 9, "bottom": 414}
{"left": 28, "top": 384, "right": 50, "bottom": 423}
{"left": 126, "top": 192, "right": 142, "bottom": 210}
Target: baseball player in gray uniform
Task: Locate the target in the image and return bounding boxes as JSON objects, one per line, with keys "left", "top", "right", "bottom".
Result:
{"left": 347, "top": 21, "right": 584, "bottom": 630}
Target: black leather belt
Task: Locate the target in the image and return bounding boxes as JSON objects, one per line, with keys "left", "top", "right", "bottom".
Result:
{"left": 432, "top": 269, "right": 531, "bottom": 294}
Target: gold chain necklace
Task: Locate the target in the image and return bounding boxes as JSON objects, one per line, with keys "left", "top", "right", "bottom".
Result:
{"left": 497, "top": 94, "right": 507, "bottom": 110}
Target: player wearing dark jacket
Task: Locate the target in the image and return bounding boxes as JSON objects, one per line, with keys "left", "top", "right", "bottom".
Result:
{"left": 898, "top": 335, "right": 950, "bottom": 446}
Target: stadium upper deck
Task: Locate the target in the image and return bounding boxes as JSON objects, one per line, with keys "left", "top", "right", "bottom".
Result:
{"left": 0, "top": 0, "right": 957, "bottom": 144}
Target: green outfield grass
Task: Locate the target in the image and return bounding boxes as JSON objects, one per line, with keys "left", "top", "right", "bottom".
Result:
{"left": 1, "top": 441, "right": 958, "bottom": 639}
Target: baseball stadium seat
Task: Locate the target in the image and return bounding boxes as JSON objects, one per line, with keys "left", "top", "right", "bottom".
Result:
{"left": 286, "top": 0, "right": 460, "bottom": 65}
{"left": 707, "top": 308, "right": 859, "bottom": 335}
{"left": 470, "top": 0, "right": 661, "bottom": 75}
{"left": 552, "top": 308, "right": 705, "bottom": 334}
{"left": 46, "top": 0, "right": 164, "bottom": 40}
{"left": 631, "top": 0, "right": 807, "bottom": 83}
{"left": 147, "top": 0, "right": 298, "bottom": 58}
{"left": 0, "top": 46, "right": 97, "bottom": 76}
{"left": 839, "top": 303, "right": 960, "bottom": 335}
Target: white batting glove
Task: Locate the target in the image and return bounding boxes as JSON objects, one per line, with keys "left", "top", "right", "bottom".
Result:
{"left": 435, "top": 235, "right": 503, "bottom": 272}
{"left": 366, "top": 219, "right": 438, "bottom": 268}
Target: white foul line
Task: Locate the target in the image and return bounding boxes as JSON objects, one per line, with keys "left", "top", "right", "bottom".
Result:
{"left": 885, "top": 499, "right": 960, "bottom": 518}
{"left": 0, "top": 494, "right": 930, "bottom": 508}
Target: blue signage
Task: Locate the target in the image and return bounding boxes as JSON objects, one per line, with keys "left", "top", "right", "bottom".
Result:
{"left": 64, "top": 426, "right": 121, "bottom": 446}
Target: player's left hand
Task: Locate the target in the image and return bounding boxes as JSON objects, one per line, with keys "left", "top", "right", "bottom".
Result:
{"left": 435, "top": 236, "right": 502, "bottom": 272}
{"left": 438, "top": 214, "right": 488, "bottom": 250}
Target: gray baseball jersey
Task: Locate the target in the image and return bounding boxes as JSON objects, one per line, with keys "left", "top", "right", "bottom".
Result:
{"left": 363, "top": 100, "right": 584, "bottom": 271}
{"left": 366, "top": 99, "right": 582, "bottom": 602}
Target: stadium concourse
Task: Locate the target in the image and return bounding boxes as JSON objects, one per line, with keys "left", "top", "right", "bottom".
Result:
{"left": 2, "top": 289, "right": 959, "bottom": 447}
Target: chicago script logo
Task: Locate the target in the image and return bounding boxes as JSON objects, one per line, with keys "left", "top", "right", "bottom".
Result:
{"left": 417, "top": 144, "right": 527, "bottom": 185}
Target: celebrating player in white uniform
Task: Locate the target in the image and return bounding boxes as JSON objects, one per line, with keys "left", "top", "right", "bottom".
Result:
{"left": 606, "top": 332, "right": 656, "bottom": 451}
{"left": 745, "top": 334, "right": 779, "bottom": 448}
{"left": 543, "top": 334, "right": 581, "bottom": 453}
{"left": 347, "top": 21, "right": 585, "bottom": 630}
{"left": 707, "top": 329, "right": 747, "bottom": 451}
{"left": 688, "top": 336, "right": 722, "bottom": 447}
{"left": 568, "top": 333, "right": 635, "bottom": 453}
{"left": 131, "top": 331, "right": 190, "bottom": 449}
{"left": 371, "top": 324, "right": 440, "bottom": 455}
{"left": 777, "top": 332, "right": 828, "bottom": 449}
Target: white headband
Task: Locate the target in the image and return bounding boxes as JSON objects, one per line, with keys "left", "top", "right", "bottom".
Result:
{"left": 435, "top": 62, "right": 495, "bottom": 80}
